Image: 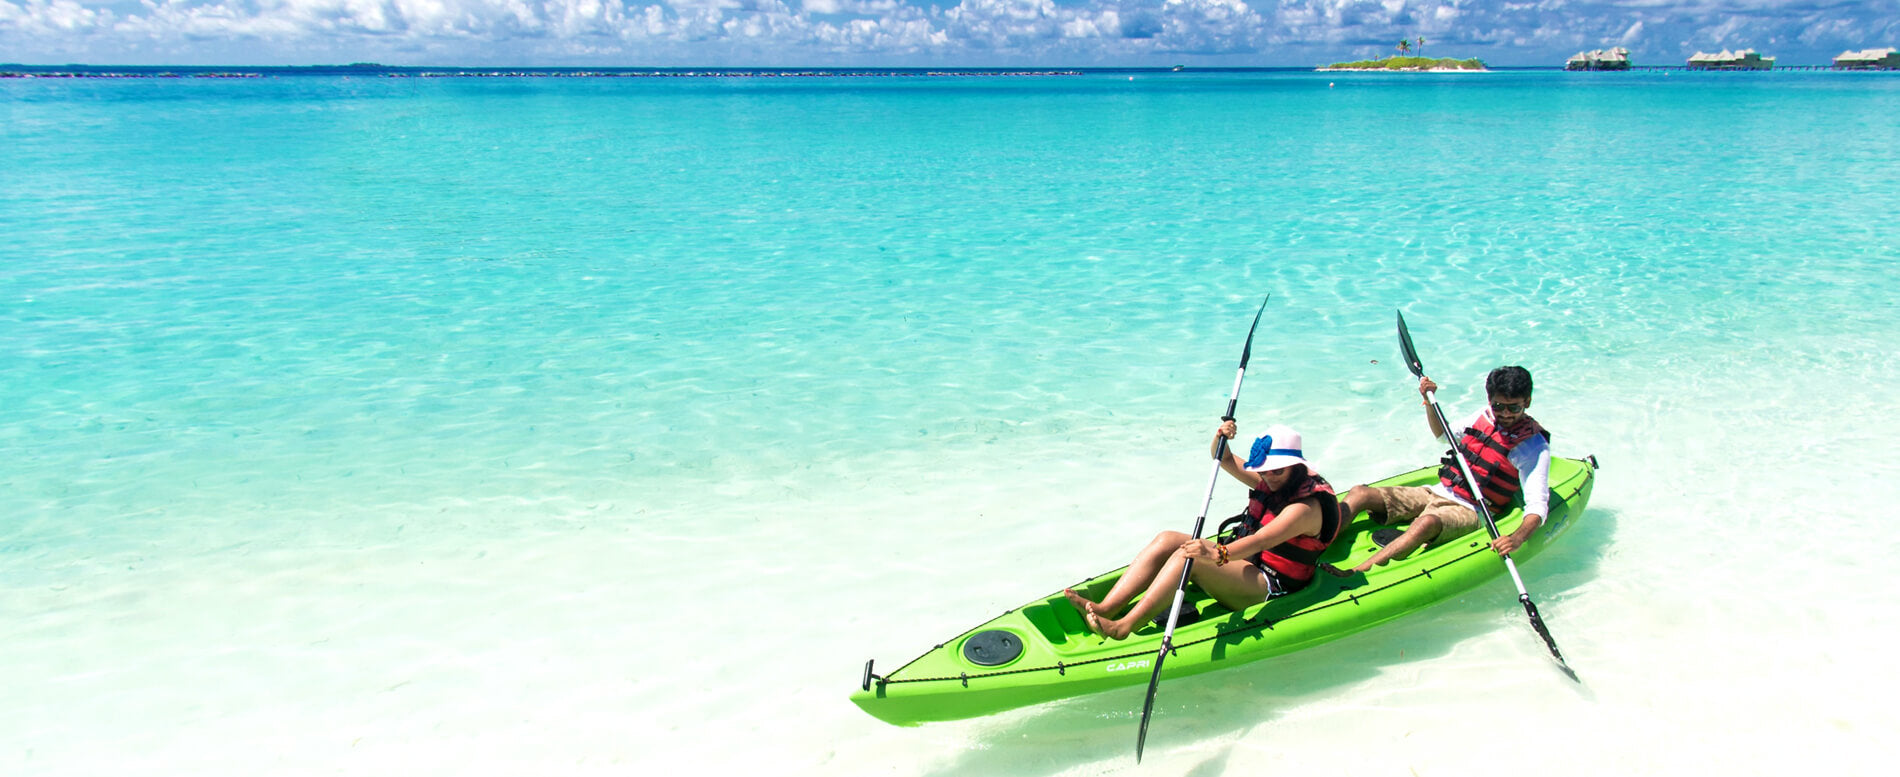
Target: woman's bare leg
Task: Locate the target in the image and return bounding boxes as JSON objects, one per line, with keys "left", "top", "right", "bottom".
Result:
{"left": 1094, "top": 546, "right": 1195, "bottom": 640}
{"left": 1189, "top": 559, "right": 1273, "bottom": 611}
{"left": 1070, "top": 530, "right": 1191, "bottom": 617}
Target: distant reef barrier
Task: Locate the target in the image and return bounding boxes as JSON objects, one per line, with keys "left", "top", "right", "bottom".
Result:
{"left": 2, "top": 68, "right": 1086, "bottom": 79}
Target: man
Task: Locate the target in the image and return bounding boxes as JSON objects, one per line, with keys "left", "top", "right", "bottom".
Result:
{"left": 1331, "top": 366, "right": 1550, "bottom": 574}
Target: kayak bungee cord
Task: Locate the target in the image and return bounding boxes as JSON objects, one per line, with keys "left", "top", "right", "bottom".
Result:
{"left": 1395, "top": 311, "right": 1579, "bottom": 682}
{"left": 1135, "top": 294, "right": 1270, "bottom": 763}
{"left": 866, "top": 534, "right": 1511, "bottom": 688}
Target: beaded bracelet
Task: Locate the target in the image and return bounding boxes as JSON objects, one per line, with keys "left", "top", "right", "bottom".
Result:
{"left": 1216, "top": 543, "right": 1229, "bottom": 566}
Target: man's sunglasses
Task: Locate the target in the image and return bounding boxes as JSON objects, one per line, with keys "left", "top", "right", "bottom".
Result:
{"left": 1491, "top": 402, "right": 1527, "bottom": 414}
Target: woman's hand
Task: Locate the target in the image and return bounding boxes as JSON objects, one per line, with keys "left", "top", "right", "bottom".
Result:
{"left": 1213, "top": 419, "right": 1239, "bottom": 460}
{"left": 1417, "top": 375, "right": 1438, "bottom": 399}
{"left": 1180, "top": 538, "right": 1218, "bottom": 562}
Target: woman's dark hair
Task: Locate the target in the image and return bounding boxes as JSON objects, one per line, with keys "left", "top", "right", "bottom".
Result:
{"left": 1261, "top": 463, "right": 1311, "bottom": 497}
{"left": 1486, "top": 366, "right": 1533, "bottom": 399}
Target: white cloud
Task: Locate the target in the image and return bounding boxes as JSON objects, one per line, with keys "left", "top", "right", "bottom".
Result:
{"left": 2, "top": 0, "right": 112, "bottom": 33}
{"left": 941, "top": 0, "right": 1065, "bottom": 48}
{"left": 545, "top": 0, "right": 628, "bottom": 37}
{"left": 1156, "top": 0, "right": 1263, "bottom": 52}
{"left": 807, "top": 6, "right": 943, "bottom": 50}
{"left": 801, "top": 0, "right": 899, "bottom": 14}
{"left": 1617, "top": 19, "right": 1642, "bottom": 44}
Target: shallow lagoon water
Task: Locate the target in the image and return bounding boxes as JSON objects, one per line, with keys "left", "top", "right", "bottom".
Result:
{"left": 4, "top": 71, "right": 1900, "bottom": 775}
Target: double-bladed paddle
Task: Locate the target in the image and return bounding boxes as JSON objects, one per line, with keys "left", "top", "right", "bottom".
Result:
{"left": 1395, "top": 311, "right": 1579, "bottom": 682}
{"left": 1134, "top": 294, "right": 1270, "bottom": 763}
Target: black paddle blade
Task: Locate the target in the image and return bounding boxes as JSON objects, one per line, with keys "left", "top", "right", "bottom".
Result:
{"left": 1552, "top": 657, "right": 1580, "bottom": 683}
{"left": 1395, "top": 310, "right": 1425, "bottom": 378}
{"left": 1135, "top": 642, "right": 1171, "bottom": 762}
{"left": 1521, "top": 594, "right": 1581, "bottom": 683}
{"left": 1236, "top": 294, "right": 1271, "bottom": 370}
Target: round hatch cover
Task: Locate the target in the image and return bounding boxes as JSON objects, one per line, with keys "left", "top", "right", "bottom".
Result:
{"left": 961, "top": 630, "right": 1023, "bottom": 667}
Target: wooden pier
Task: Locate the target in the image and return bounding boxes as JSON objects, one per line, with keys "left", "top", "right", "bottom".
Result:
{"left": 1618, "top": 64, "right": 1887, "bottom": 72}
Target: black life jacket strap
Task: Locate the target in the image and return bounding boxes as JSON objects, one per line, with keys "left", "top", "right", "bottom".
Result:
{"left": 1318, "top": 492, "right": 1341, "bottom": 543}
{"left": 1216, "top": 512, "right": 1254, "bottom": 541}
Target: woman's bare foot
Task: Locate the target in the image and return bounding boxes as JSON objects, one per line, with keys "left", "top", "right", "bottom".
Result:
{"left": 1062, "top": 588, "right": 1096, "bottom": 615}
{"left": 1084, "top": 608, "right": 1107, "bottom": 637}
{"left": 1091, "top": 609, "right": 1135, "bottom": 640}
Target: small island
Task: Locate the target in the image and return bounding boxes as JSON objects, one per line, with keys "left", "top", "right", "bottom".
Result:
{"left": 1319, "top": 56, "right": 1487, "bottom": 72}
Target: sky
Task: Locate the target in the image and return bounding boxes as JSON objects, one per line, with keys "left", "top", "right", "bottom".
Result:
{"left": 1, "top": 1, "right": 1897, "bottom": 68}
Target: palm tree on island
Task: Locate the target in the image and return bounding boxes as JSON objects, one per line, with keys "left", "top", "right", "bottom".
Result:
{"left": 1398, "top": 39, "right": 1411, "bottom": 57}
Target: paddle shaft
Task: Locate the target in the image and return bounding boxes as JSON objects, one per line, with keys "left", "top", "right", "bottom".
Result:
{"left": 1136, "top": 296, "right": 1268, "bottom": 762}
{"left": 1420, "top": 390, "right": 1573, "bottom": 677}
{"left": 1135, "top": 362, "right": 1242, "bottom": 763}
{"left": 1398, "top": 312, "right": 1575, "bottom": 679}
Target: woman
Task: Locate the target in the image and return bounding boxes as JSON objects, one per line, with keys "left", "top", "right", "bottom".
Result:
{"left": 1065, "top": 419, "right": 1344, "bottom": 640}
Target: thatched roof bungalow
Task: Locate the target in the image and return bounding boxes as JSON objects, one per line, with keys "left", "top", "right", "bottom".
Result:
{"left": 1833, "top": 48, "right": 1899, "bottom": 69}
{"left": 1687, "top": 49, "right": 1775, "bottom": 70}
{"left": 1566, "top": 48, "right": 1631, "bottom": 71}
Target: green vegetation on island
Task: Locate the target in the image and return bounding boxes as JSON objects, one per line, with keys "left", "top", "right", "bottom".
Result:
{"left": 1322, "top": 56, "right": 1487, "bottom": 71}
{"left": 1322, "top": 36, "right": 1486, "bottom": 71}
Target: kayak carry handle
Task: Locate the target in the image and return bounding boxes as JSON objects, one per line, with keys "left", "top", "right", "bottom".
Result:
{"left": 861, "top": 659, "right": 880, "bottom": 692}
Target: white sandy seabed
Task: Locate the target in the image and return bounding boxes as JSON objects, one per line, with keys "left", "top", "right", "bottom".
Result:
{"left": 9, "top": 337, "right": 1900, "bottom": 777}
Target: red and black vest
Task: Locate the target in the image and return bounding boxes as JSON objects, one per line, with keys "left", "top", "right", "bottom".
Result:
{"left": 1229, "top": 468, "right": 1342, "bottom": 583}
{"left": 1439, "top": 413, "right": 1549, "bottom": 512}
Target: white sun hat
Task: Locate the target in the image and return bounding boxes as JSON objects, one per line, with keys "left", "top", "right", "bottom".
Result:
{"left": 1242, "top": 425, "right": 1308, "bottom": 472}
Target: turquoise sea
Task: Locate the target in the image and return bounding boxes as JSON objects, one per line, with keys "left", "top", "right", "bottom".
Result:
{"left": 5, "top": 70, "right": 1900, "bottom": 775}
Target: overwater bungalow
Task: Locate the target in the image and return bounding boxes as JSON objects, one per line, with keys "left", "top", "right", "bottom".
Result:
{"left": 1687, "top": 49, "right": 1774, "bottom": 70}
{"left": 1565, "top": 48, "right": 1631, "bottom": 71}
{"left": 1833, "top": 48, "right": 1899, "bottom": 69}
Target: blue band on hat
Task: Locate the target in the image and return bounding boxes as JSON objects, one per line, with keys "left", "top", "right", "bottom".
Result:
{"left": 1245, "top": 436, "right": 1304, "bottom": 469}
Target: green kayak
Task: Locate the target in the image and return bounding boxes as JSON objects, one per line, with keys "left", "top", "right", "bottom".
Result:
{"left": 851, "top": 455, "right": 1597, "bottom": 725}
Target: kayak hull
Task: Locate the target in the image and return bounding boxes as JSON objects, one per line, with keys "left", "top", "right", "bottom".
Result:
{"left": 850, "top": 456, "right": 1596, "bottom": 725}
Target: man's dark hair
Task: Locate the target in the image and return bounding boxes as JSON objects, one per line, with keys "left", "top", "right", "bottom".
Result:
{"left": 1486, "top": 366, "right": 1533, "bottom": 399}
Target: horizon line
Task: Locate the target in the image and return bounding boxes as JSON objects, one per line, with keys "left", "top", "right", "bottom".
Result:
{"left": 5, "top": 62, "right": 1880, "bottom": 73}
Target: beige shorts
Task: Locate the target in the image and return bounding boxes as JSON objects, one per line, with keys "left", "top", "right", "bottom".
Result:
{"left": 1371, "top": 485, "right": 1481, "bottom": 543}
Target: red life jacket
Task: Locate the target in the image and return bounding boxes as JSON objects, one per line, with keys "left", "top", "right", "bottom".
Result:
{"left": 1236, "top": 468, "right": 1342, "bottom": 583}
{"left": 1439, "top": 413, "right": 1550, "bottom": 512}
